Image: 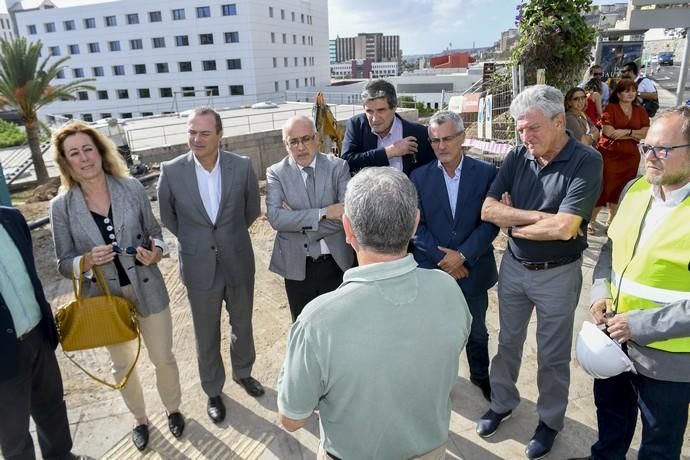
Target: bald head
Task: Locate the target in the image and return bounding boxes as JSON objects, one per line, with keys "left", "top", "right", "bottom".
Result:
{"left": 282, "top": 115, "right": 319, "bottom": 167}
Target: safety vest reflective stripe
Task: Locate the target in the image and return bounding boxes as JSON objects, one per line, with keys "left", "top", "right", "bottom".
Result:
{"left": 612, "top": 271, "right": 690, "bottom": 304}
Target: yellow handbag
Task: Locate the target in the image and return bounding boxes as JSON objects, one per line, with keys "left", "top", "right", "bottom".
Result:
{"left": 55, "top": 256, "right": 140, "bottom": 390}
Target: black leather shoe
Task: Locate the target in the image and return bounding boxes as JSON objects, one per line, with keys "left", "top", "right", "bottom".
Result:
{"left": 132, "top": 424, "right": 149, "bottom": 451}
{"left": 476, "top": 409, "right": 512, "bottom": 438}
{"left": 167, "top": 411, "right": 185, "bottom": 438}
{"left": 233, "top": 376, "right": 265, "bottom": 397}
{"left": 207, "top": 396, "right": 226, "bottom": 424}
{"left": 525, "top": 421, "right": 558, "bottom": 459}
{"left": 470, "top": 377, "right": 492, "bottom": 402}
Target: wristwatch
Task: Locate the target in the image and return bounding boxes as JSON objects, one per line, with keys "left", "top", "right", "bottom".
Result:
{"left": 318, "top": 208, "right": 327, "bottom": 220}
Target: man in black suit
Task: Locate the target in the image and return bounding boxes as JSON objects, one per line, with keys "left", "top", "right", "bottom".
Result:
{"left": 0, "top": 206, "right": 82, "bottom": 460}
{"left": 341, "top": 79, "right": 434, "bottom": 176}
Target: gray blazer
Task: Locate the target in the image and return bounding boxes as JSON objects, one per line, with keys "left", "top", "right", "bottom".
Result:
{"left": 49, "top": 175, "right": 170, "bottom": 317}
{"left": 266, "top": 153, "right": 353, "bottom": 281}
{"left": 157, "top": 150, "right": 260, "bottom": 291}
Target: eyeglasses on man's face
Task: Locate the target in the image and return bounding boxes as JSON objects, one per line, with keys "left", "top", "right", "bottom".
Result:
{"left": 287, "top": 134, "right": 316, "bottom": 148}
{"left": 592, "top": 72, "right": 603, "bottom": 77}
{"left": 638, "top": 143, "right": 690, "bottom": 160}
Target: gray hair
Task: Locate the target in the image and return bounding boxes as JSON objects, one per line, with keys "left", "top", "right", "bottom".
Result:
{"left": 361, "top": 79, "right": 397, "bottom": 108}
{"left": 429, "top": 110, "right": 465, "bottom": 133}
{"left": 344, "top": 167, "right": 417, "bottom": 254}
{"left": 282, "top": 115, "right": 316, "bottom": 141}
{"left": 509, "top": 85, "right": 565, "bottom": 120}
{"left": 656, "top": 106, "right": 690, "bottom": 144}
{"left": 189, "top": 106, "right": 223, "bottom": 133}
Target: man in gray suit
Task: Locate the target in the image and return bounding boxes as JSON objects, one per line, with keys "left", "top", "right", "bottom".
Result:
{"left": 158, "top": 107, "right": 263, "bottom": 424}
{"left": 266, "top": 115, "right": 353, "bottom": 321}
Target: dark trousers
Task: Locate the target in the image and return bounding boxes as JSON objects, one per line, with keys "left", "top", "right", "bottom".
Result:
{"left": 0, "top": 327, "right": 73, "bottom": 460}
{"left": 285, "top": 255, "right": 343, "bottom": 322}
{"left": 591, "top": 371, "right": 690, "bottom": 460}
{"left": 464, "top": 292, "right": 490, "bottom": 381}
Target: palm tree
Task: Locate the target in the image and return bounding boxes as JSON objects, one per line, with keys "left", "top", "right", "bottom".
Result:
{"left": 0, "top": 37, "right": 94, "bottom": 183}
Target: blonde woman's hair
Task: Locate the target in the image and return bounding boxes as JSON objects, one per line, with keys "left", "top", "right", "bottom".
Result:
{"left": 51, "top": 120, "right": 129, "bottom": 189}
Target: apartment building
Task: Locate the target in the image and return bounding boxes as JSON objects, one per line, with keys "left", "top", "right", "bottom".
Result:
{"left": 9, "top": 0, "right": 329, "bottom": 122}
{"left": 334, "top": 33, "right": 401, "bottom": 63}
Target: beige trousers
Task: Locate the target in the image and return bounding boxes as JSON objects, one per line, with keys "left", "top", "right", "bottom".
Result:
{"left": 105, "top": 285, "right": 182, "bottom": 419}
{"left": 317, "top": 442, "right": 447, "bottom": 460}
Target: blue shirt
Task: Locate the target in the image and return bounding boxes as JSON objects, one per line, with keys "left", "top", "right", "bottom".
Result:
{"left": 436, "top": 157, "right": 464, "bottom": 219}
{"left": 0, "top": 223, "right": 41, "bottom": 337}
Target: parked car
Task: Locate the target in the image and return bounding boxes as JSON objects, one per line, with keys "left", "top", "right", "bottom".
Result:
{"left": 658, "top": 52, "right": 674, "bottom": 66}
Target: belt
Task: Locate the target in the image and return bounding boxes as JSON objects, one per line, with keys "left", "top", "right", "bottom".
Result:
{"left": 307, "top": 254, "right": 333, "bottom": 263}
{"left": 510, "top": 250, "right": 580, "bottom": 271}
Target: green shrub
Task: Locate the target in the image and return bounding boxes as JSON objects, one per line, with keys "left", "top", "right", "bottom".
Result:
{"left": 0, "top": 119, "right": 26, "bottom": 148}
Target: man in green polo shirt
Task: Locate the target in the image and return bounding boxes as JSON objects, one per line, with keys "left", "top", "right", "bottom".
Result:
{"left": 277, "top": 167, "right": 471, "bottom": 460}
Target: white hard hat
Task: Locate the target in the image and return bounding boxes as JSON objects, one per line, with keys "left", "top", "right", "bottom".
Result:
{"left": 576, "top": 321, "right": 637, "bottom": 379}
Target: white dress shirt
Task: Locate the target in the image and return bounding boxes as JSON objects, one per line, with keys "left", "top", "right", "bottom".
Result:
{"left": 375, "top": 116, "right": 404, "bottom": 171}
{"left": 437, "top": 157, "right": 464, "bottom": 219}
{"left": 194, "top": 151, "right": 222, "bottom": 224}
{"left": 638, "top": 181, "right": 690, "bottom": 248}
{"left": 296, "top": 156, "right": 330, "bottom": 254}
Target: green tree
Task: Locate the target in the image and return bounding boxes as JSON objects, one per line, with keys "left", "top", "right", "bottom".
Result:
{"left": 512, "top": 0, "right": 595, "bottom": 91}
{"left": 0, "top": 37, "right": 94, "bottom": 183}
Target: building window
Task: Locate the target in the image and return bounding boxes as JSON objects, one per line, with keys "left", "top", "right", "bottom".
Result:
{"left": 294, "top": 57, "right": 298, "bottom": 66}
{"left": 56, "top": 69, "right": 65, "bottom": 79}
{"left": 137, "top": 88, "right": 150, "bottom": 98}
{"left": 171, "top": 8, "right": 185, "bottom": 20}
{"left": 301, "top": 13, "right": 304, "bottom": 23}
{"left": 282, "top": 33, "right": 286, "bottom": 44}
{"left": 72, "top": 68, "right": 84, "bottom": 78}
{"left": 229, "top": 85, "right": 244, "bottom": 95}
{"left": 272, "top": 57, "right": 277, "bottom": 68}
{"left": 280, "top": 9, "right": 285, "bottom": 20}
{"left": 205, "top": 86, "right": 219, "bottom": 96}
{"left": 68, "top": 44, "right": 79, "bottom": 55}
{"left": 130, "top": 39, "right": 143, "bottom": 50}
{"left": 291, "top": 11, "right": 295, "bottom": 21}
{"left": 112, "top": 65, "right": 125, "bottom": 76}
{"left": 199, "top": 33, "right": 213, "bottom": 45}
{"left": 62, "top": 114, "right": 73, "bottom": 120}
{"left": 283, "top": 57, "right": 288, "bottom": 67}
{"left": 202, "top": 60, "right": 216, "bottom": 71}
{"left": 285, "top": 80, "right": 290, "bottom": 90}
{"left": 196, "top": 6, "right": 211, "bottom": 18}
{"left": 126, "top": 13, "right": 139, "bottom": 25}
{"left": 221, "top": 4, "right": 236, "bottom": 16}
{"left": 27, "top": 25, "right": 37, "bottom": 35}
{"left": 178, "top": 61, "right": 192, "bottom": 72}
{"left": 92, "top": 66, "right": 104, "bottom": 77}
{"left": 295, "top": 79, "right": 299, "bottom": 88}
{"left": 121, "top": 113, "right": 133, "bottom": 119}
{"left": 48, "top": 46, "right": 60, "bottom": 56}
{"left": 159, "top": 87, "right": 173, "bottom": 97}
{"left": 175, "top": 35, "right": 189, "bottom": 47}
{"left": 134, "top": 64, "right": 146, "bottom": 74}
{"left": 84, "top": 17, "right": 96, "bottom": 28}
{"left": 148, "top": 11, "right": 162, "bottom": 22}
{"left": 152, "top": 37, "right": 165, "bottom": 48}
{"left": 100, "top": 113, "right": 112, "bottom": 119}
{"left": 77, "top": 91, "right": 88, "bottom": 100}
{"left": 302, "top": 35, "right": 306, "bottom": 45}
{"left": 104, "top": 15, "right": 116, "bottom": 26}
{"left": 82, "top": 113, "right": 93, "bottom": 122}
{"left": 224, "top": 31, "right": 239, "bottom": 43}
{"left": 141, "top": 112, "right": 153, "bottom": 117}
{"left": 226, "top": 59, "right": 241, "bottom": 70}
{"left": 63, "top": 20, "right": 75, "bottom": 31}
{"left": 274, "top": 81, "right": 279, "bottom": 92}
{"left": 44, "top": 22, "right": 56, "bottom": 33}
{"left": 270, "top": 32, "right": 275, "bottom": 43}
{"left": 304, "top": 77, "right": 308, "bottom": 87}
{"left": 156, "top": 63, "right": 169, "bottom": 73}
{"left": 181, "top": 86, "right": 195, "bottom": 97}
{"left": 268, "top": 6, "right": 273, "bottom": 17}
{"left": 117, "top": 89, "right": 129, "bottom": 99}
{"left": 293, "top": 34, "right": 297, "bottom": 44}
{"left": 303, "top": 57, "right": 307, "bottom": 66}
{"left": 87, "top": 42, "right": 100, "bottom": 53}
{"left": 108, "top": 40, "right": 121, "bottom": 51}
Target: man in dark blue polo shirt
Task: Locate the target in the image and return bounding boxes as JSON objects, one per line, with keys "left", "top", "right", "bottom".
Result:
{"left": 476, "top": 85, "right": 602, "bottom": 459}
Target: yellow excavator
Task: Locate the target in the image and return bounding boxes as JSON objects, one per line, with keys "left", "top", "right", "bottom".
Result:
{"left": 312, "top": 92, "right": 345, "bottom": 155}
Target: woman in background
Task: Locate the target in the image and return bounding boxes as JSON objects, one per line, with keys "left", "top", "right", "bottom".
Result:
{"left": 564, "top": 87, "right": 600, "bottom": 147}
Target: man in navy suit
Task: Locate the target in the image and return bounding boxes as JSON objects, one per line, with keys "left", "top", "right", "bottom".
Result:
{"left": 0, "top": 206, "right": 82, "bottom": 460}
{"left": 411, "top": 111, "right": 499, "bottom": 402}
{"left": 342, "top": 79, "right": 434, "bottom": 176}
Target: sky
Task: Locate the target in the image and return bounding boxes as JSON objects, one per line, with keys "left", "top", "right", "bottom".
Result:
{"left": 2, "top": 0, "right": 640, "bottom": 56}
